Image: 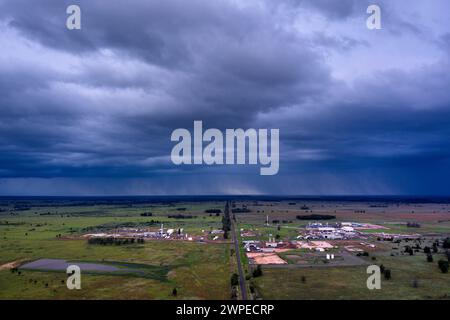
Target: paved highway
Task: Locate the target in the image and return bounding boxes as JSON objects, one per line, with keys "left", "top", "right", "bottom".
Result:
{"left": 227, "top": 202, "right": 248, "bottom": 300}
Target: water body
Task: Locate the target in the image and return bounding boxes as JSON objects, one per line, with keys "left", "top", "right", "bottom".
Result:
{"left": 21, "top": 259, "right": 124, "bottom": 272}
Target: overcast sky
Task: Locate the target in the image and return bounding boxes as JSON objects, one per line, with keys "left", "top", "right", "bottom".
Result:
{"left": 0, "top": 0, "right": 449, "bottom": 195}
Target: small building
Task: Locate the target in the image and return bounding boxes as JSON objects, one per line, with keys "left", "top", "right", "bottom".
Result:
{"left": 265, "top": 242, "right": 278, "bottom": 248}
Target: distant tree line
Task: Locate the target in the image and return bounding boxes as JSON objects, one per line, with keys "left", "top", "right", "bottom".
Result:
{"left": 231, "top": 208, "right": 251, "bottom": 213}
{"left": 87, "top": 237, "right": 145, "bottom": 245}
{"left": 222, "top": 202, "right": 232, "bottom": 239}
{"left": 83, "top": 221, "right": 160, "bottom": 232}
{"left": 205, "top": 209, "right": 222, "bottom": 214}
{"left": 406, "top": 222, "right": 421, "bottom": 228}
{"left": 272, "top": 219, "right": 293, "bottom": 224}
{"left": 296, "top": 214, "right": 336, "bottom": 220}
{"left": 168, "top": 214, "right": 195, "bottom": 219}
{"left": 140, "top": 212, "right": 153, "bottom": 217}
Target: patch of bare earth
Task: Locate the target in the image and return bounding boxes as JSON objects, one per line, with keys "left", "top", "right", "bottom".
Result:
{"left": 0, "top": 260, "right": 26, "bottom": 270}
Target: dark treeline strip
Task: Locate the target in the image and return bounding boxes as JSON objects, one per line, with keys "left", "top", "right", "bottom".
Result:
{"left": 83, "top": 221, "right": 160, "bottom": 232}
{"left": 88, "top": 237, "right": 145, "bottom": 245}
{"left": 205, "top": 209, "right": 222, "bottom": 214}
{"left": 167, "top": 214, "right": 195, "bottom": 219}
{"left": 296, "top": 214, "right": 336, "bottom": 220}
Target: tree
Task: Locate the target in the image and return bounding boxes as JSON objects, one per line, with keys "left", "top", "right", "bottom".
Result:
{"left": 172, "top": 288, "right": 177, "bottom": 296}
{"left": 231, "top": 273, "right": 239, "bottom": 286}
{"left": 438, "top": 260, "right": 449, "bottom": 273}
{"left": 404, "top": 246, "right": 414, "bottom": 256}
{"left": 384, "top": 269, "right": 391, "bottom": 280}
{"left": 231, "top": 287, "right": 238, "bottom": 300}
{"left": 443, "top": 238, "right": 450, "bottom": 249}
{"left": 252, "top": 265, "right": 263, "bottom": 278}
{"left": 432, "top": 242, "right": 438, "bottom": 253}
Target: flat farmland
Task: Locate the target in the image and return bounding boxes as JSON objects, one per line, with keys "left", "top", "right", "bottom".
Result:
{"left": 2, "top": 197, "right": 450, "bottom": 300}
{"left": 252, "top": 254, "right": 450, "bottom": 300}
{"left": 0, "top": 198, "right": 231, "bottom": 300}
{"left": 233, "top": 199, "right": 450, "bottom": 300}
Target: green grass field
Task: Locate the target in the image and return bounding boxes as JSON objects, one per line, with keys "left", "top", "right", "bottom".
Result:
{"left": 2, "top": 199, "right": 450, "bottom": 300}
{"left": 252, "top": 254, "right": 450, "bottom": 299}
{"left": 0, "top": 201, "right": 231, "bottom": 299}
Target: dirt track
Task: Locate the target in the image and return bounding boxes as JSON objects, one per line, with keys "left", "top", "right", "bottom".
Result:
{"left": 0, "top": 260, "right": 23, "bottom": 270}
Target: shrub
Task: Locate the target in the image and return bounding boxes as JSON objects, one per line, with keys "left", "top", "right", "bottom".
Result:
{"left": 443, "top": 238, "right": 450, "bottom": 249}
{"left": 252, "top": 265, "right": 263, "bottom": 278}
{"left": 433, "top": 243, "right": 439, "bottom": 253}
{"left": 404, "top": 246, "right": 414, "bottom": 255}
{"left": 231, "top": 273, "right": 239, "bottom": 286}
{"left": 438, "top": 260, "right": 449, "bottom": 273}
{"left": 205, "top": 209, "right": 221, "bottom": 214}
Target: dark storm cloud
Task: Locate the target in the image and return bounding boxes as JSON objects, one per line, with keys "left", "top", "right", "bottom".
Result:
{"left": 0, "top": 0, "right": 449, "bottom": 195}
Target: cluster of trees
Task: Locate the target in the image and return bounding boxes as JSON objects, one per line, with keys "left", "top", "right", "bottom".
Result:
{"left": 443, "top": 238, "right": 450, "bottom": 249}
{"left": 230, "top": 273, "right": 239, "bottom": 300}
{"left": 406, "top": 222, "right": 421, "bottom": 228}
{"left": 222, "top": 202, "right": 232, "bottom": 239}
{"left": 231, "top": 273, "right": 239, "bottom": 286}
{"left": 140, "top": 212, "right": 153, "bottom": 217}
{"left": 272, "top": 219, "right": 293, "bottom": 224}
{"left": 167, "top": 214, "right": 195, "bottom": 219}
{"left": 205, "top": 209, "right": 222, "bottom": 214}
{"left": 252, "top": 265, "right": 263, "bottom": 278}
{"left": 296, "top": 214, "right": 336, "bottom": 221}
{"left": 231, "top": 208, "right": 251, "bottom": 213}
{"left": 87, "top": 237, "right": 144, "bottom": 245}
{"left": 404, "top": 246, "right": 415, "bottom": 255}
{"left": 431, "top": 241, "right": 439, "bottom": 253}
{"left": 83, "top": 221, "right": 159, "bottom": 232}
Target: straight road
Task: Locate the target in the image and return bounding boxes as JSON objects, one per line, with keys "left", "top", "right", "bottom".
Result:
{"left": 226, "top": 202, "right": 248, "bottom": 300}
